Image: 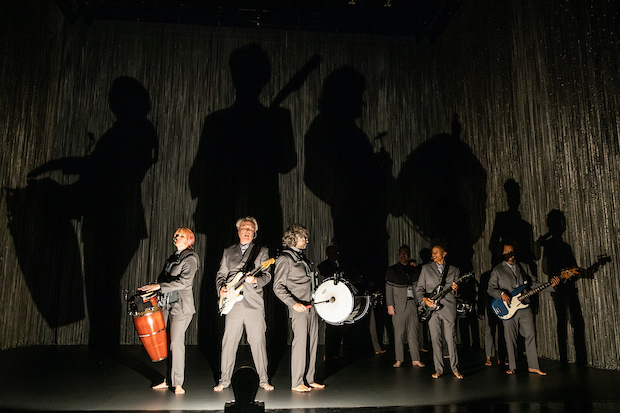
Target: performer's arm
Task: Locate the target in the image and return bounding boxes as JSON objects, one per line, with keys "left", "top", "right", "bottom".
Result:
{"left": 273, "top": 257, "right": 298, "bottom": 309}
{"left": 248, "top": 247, "right": 272, "bottom": 288}
{"left": 160, "top": 256, "right": 198, "bottom": 293}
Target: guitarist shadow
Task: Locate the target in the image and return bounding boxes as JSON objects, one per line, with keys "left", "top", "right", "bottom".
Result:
{"left": 538, "top": 209, "right": 611, "bottom": 366}
{"left": 189, "top": 44, "right": 319, "bottom": 382}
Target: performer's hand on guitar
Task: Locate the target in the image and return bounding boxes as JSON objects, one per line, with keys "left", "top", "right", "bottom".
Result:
{"left": 451, "top": 281, "right": 459, "bottom": 291}
{"left": 387, "top": 305, "right": 395, "bottom": 316}
{"left": 500, "top": 291, "right": 511, "bottom": 305}
{"left": 550, "top": 276, "right": 561, "bottom": 287}
{"left": 293, "top": 303, "right": 307, "bottom": 313}
{"left": 220, "top": 286, "right": 227, "bottom": 297}
{"left": 138, "top": 283, "right": 160, "bottom": 293}
{"left": 245, "top": 274, "right": 257, "bottom": 284}
{"left": 423, "top": 297, "right": 436, "bottom": 308}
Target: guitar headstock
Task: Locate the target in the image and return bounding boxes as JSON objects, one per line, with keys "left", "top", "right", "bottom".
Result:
{"left": 459, "top": 272, "right": 475, "bottom": 282}
{"left": 262, "top": 258, "right": 276, "bottom": 268}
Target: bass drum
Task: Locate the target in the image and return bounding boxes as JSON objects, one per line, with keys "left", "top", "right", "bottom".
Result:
{"left": 314, "top": 278, "right": 370, "bottom": 325}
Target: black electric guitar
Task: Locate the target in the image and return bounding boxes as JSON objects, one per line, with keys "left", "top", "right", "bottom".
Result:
{"left": 418, "top": 272, "right": 474, "bottom": 323}
{"left": 218, "top": 258, "right": 275, "bottom": 315}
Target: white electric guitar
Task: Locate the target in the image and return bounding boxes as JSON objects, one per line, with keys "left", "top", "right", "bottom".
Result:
{"left": 218, "top": 258, "right": 275, "bottom": 315}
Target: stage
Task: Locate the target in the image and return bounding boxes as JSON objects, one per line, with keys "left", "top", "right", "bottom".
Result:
{"left": 1, "top": 345, "right": 619, "bottom": 413}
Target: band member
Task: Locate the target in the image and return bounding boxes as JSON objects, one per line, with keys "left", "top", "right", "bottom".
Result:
{"left": 415, "top": 242, "right": 463, "bottom": 379}
{"left": 487, "top": 243, "right": 559, "bottom": 375}
{"left": 139, "top": 227, "right": 199, "bottom": 395}
{"left": 386, "top": 245, "right": 424, "bottom": 368}
{"left": 273, "top": 224, "right": 325, "bottom": 392}
{"left": 214, "top": 217, "right": 274, "bottom": 392}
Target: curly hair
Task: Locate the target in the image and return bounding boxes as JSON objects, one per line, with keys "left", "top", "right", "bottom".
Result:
{"left": 282, "top": 224, "right": 308, "bottom": 248}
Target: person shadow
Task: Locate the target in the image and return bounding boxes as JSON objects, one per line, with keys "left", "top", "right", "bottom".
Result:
{"left": 489, "top": 178, "right": 540, "bottom": 313}
{"left": 304, "top": 65, "right": 395, "bottom": 378}
{"left": 189, "top": 44, "right": 316, "bottom": 383}
{"left": 538, "top": 209, "right": 611, "bottom": 366}
{"left": 25, "top": 76, "right": 159, "bottom": 359}
{"left": 397, "top": 114, "right": 487, "bottom": 274}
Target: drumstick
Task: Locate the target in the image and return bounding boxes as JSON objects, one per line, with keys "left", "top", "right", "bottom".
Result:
{"left": 306, "top": 297, "right": 335, "bottom": 308}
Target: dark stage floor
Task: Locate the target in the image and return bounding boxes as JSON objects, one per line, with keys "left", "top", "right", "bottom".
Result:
{"left": 1, "top": 345, "right": 619, "bottom": 413}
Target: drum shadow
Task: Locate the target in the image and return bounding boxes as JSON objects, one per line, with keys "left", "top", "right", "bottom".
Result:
{"left": 4, "top": 179, "right": 85, "bottom": 328}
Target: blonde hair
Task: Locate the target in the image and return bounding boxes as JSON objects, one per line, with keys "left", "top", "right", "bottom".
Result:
{"left": 235, "top": 217, "right": 258, "bottom": 232}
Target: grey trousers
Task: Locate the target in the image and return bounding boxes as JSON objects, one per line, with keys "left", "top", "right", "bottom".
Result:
{"left": 503, "top": 308, "right": 539, "bottom": 370}
{"left": 219, "top": 304, "right": 269, "bottom": 387}
{"left": 163, "top": 311, "right": 193, "bottom": 387}
{"left": 428, "top": 312, "right": 459, "bottom": 373}
{"left": 290, "top": 308, "right": 319, "bottom": 388}
{"left": 392, "top": 302, "right": 421, "bottom": 362}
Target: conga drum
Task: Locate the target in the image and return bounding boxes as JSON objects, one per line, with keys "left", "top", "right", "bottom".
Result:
{"left": 128, "top": 291, "right": 168, "bottom": 362}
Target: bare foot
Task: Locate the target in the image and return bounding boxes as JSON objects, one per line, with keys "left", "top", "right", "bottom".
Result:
{"left": 412, "top": 361, "right": 425, "bottom": 367}
{"left": 375, "top": 349, "right": 387, "bottom": 355}
{"left": 485, "top": 357, "right": 492, "bottom": 367}
{"left": 261, "top": 383, "right": 275, "bottom": 391}
{"left": 506, "top": 369, "right": 516, "bottom": 375}
{"left": 309, "top": 382, "right": 325, "bottom": 389}
{"left": 453, "top": 371, "right": 464, "bottom": 379}
{"left": 392, "top": 361, "right": 403, "bottom": 368}
{"left": 152, "top": 381, "right": 167, "bottom": 390}
{"left": 174, "top": 386, "right": 185, "bottom": 395}
{"left": 213, "top": 384, "right": 227, "bottom": 392}
{"left": 431, "top": 371, "right": 442, "bottom": 379}
{"left": 528, "top": 368, "right": 547, "bottom": 376}
{"left": 292, "top": 384, "right": 311, "bottom": 392}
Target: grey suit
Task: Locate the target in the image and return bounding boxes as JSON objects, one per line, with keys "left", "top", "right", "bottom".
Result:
{"left": 415, "top": 262, "right": 460, "bottom": 374}
{"left": 215, "top": 243, "right": 271, "bottom": 387}
{"left": 488, "top": 261, "right": 552, "bottom": 370}
{"left": 159, "top": 249, "right": 199, "bottom": 387}
{"left": 273, "top": 249, "right": 318, "bottom": 388}
{"left": 385, "top": 264, "right": 421, "bottom": 363}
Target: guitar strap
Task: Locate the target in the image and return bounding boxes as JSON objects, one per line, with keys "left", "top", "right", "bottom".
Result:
{"left": 516, "top": 262, "right": 533, "bottom": 286}
{"left": 439, "top": 263, "right": 451, "bottom": 288}
{"left": 240, "top": 243, "right": 262, "bottom": 273}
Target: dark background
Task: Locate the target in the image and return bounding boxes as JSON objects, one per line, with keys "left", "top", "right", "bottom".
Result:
{"left": 0, "top": 0, "right": 618, "bottom": 369}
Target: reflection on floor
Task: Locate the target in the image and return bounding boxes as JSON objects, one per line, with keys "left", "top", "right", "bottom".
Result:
{"left": 1, "top": 345, "right": 619, "bottom": 413}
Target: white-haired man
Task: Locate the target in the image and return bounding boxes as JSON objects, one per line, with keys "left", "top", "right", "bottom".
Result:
{"left": 214, "top": 217, "right": 274, "bottom": 391}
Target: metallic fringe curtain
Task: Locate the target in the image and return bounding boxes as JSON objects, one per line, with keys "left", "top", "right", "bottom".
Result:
{"left": 1, "top": 0, "right": 618, "bottom": 369}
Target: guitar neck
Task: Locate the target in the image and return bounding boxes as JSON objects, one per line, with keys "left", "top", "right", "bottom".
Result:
{"left": 518, "top": 281, "right": 552, "bottom": 301}
{"left": 430, "top": 272, "right": 473, "bottom": 301}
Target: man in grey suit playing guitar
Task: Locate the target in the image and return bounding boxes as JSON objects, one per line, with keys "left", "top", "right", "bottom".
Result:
{"left": 487, "top": 242, "right": 559, "bottom": 375}
{"left": 415, "top": 242, "right": 463, "bottom": 379}
{"left": 214, "top": 217, "right": 274, "bottom": 391}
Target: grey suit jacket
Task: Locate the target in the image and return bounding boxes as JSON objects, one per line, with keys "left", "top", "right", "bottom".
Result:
{"left": 385, "top": 264, "right": 418, "bottom": 312}
{"left": 273, "top": 250, "right": 312, "bottom": 316}
{"left": 159, "top": 250, "right": 199, "bottom": 315}
{"left": 487, "top": 261, "right": 552, "bottom": 301}
{"left": 215, "top": 243, "right": 271, "bottom": 311}
{"left": 415, "top": 262, "right": 461, "bottom": 316}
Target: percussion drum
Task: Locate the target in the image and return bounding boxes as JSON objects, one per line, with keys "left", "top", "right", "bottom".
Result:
{"left": 127, "top": 291, "right": 167, "bottom": 362}
{"left": 314, "top": 278, "right": 370, "bottom": 325}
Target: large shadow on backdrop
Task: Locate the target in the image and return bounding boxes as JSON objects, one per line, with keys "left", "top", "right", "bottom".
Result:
{"left": 304, "top": 66, "right": 395, "bottom": 365}
{"left": 397, "top": 114, "right": 487, "bottom": 273}
{"left": 189, "top": 44, "right": 317, "bottom": 380}
{"left": 537, "top": 209, "right": 610, "bottom": 366}
{"left": 488, "top": 178, "right": 539, "bottom": 313}
{"left": 20, "top": 76, "right": 158, "bottom": 351}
